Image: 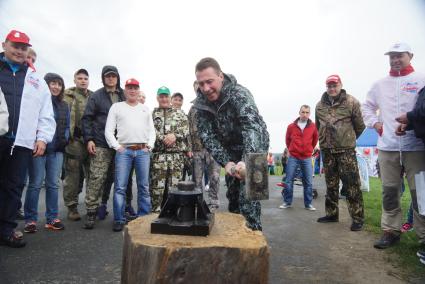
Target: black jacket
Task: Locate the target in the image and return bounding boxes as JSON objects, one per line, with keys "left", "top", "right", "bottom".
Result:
{"left": 407, "top": 87, "right": 425, "bottom": 145}
{"left": 81, "top": 66, "right": 125, "bottom": 147}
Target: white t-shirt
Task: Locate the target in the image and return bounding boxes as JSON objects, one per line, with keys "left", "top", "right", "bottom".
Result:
{"left": 297, "top": 120, "right": 307, "bottom": 132}
{"left": 105, "top": 102, "right": 156, "bottom": 150}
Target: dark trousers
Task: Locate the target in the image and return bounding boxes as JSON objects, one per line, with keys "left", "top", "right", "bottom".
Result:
{"left": 0, "top": 138, "right": 32, "bottom": 237}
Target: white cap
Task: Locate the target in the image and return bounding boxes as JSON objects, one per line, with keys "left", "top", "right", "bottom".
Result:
{"left": 384, "top": 42, "right": 412, "bottom": 55}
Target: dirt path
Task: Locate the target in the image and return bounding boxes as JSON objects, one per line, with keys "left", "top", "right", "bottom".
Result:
{"left": 262, "top": 175, "right": 408, "bottom": 283}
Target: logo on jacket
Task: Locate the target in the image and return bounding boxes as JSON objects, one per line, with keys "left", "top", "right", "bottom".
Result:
{"left": 27, "top": 75, "right": 40, "bottom": 90}
{"left": 401, "top": 82, "right": 419, "bottom": 94}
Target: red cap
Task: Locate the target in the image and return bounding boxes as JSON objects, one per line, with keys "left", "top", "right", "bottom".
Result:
{"left": 125, "top": 78, "right": 139, "bottom": 87}
{"left": 326, "top": 74, "right": 341, "bottom": 85}
{"left": 5, "top": 30, "right": 31, "bottom": 46}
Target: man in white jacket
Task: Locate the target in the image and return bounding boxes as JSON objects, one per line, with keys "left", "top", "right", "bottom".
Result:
{"left": 105, "top": 78, "right": 155, "bottom": 232}
{"left": 362, "top": 43, "right": 425, "bottom": 250}
{"left": 0, "top": 30, "right": 55, "bottom": 248}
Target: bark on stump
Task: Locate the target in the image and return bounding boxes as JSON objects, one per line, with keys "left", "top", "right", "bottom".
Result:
{"left": 122, "top": 212, "right": 269, "bottom": 284}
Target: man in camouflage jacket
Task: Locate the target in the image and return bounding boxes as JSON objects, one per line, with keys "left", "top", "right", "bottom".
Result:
{"left": 315, "top": 74, "right": 365, "bottom": 231}
{"left": 150, "top": 86, "right": 189, "bottom": 212}
{"left": 193, "top": 57, "right": 269, "bottom": 231}
{"left": 63, "top": 69, "right": 93, "bottom": 221}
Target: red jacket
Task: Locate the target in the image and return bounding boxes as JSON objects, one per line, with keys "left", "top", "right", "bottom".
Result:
{"left": 286, "top": 118, "right": 318, "bottom": 160}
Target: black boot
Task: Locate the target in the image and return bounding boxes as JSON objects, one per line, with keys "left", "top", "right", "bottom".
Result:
{"left": 83, "top": 210, "right": 96, "bottom": 229}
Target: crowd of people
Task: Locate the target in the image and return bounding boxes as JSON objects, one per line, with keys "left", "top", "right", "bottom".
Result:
{"left": 1, "top": 28, "right": 425, "bottom": 266}
{"left": 274, "top": 42, "right": 425, "bottom": 265}
{"left": 0, "top": 29, "right": 270, "bottom": 249}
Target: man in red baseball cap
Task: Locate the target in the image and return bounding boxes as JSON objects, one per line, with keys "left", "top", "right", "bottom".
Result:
{"left": 315, "top": 74, "right": 366, "bottom": 231}
{"left": 0, "top": 30, "right": 56, "bottom": 248}
{"left": 105, "top": 78, "right": 156, "bottom": 232}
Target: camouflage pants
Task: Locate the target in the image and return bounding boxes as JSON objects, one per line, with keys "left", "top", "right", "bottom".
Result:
{"left": 193, "top": 149, "right": 221, "bottom": 209}
{"left": 63, "top": 140, "right": 89, "bottom": 208}
{"left": 322, "top": 149, "right": 364, "bottom": 223}
{"left": 226, "top": 175, "right": 262, "bottom": 231}
{"left": 85, "top": 147, "right": 114, "bottom": 212}
{"left": 150, "top": 153, "right": 184, "bottom": 212}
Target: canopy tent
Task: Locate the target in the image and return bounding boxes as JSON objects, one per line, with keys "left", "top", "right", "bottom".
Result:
{"left": 356, "top": 128, "right": 378, "bottom": 147}
{"left": 356, "top": 128, "right": 379, "bottom": 180}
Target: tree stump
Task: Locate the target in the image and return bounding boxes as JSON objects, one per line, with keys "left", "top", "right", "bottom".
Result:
{"left": 122, "top": 212, "right": 269, "bottom": 284}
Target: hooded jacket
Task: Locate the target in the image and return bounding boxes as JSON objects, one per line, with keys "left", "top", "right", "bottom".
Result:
{"left": 81, "top": 65, "right": 125, "bottom": 148}
{"left": 193, "top": 73, "right": 269, "bottom": 166}
{"left": 44, "top": 73, "right": 70, "bottom": 153}
{"left": 315, "top": 90, "right": 365, "bottom": 150}
{"left": 362, "top": 71, "right": 425, "bottom": 151}
{"left": 0, "top": 53, "right": 55, "bottom": 150}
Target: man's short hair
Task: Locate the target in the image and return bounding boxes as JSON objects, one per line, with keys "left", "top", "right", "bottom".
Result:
{"left": 195, "top": 57, "right": 222, "bottom": 74}
{"left": 300, "top": 105, "right": 310, "bottom": 111}
{"left": 171, "top": 92, "right": 183, "bottom": 100}
{"left": 74, "top": 68, "right": 89, "bottom": 77}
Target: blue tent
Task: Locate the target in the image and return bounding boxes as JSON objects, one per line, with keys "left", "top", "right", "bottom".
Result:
{"left": 356, "top": 128, "right": 378, "bottom": 147}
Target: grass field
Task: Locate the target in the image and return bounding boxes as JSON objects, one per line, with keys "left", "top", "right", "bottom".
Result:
{"left": 364, "top": 177, "right": 425, "bottom": 277}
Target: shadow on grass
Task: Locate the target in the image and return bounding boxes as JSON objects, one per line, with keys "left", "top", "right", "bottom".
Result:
{"left": 364, "top": 177, "right": 425, "bottom": 281}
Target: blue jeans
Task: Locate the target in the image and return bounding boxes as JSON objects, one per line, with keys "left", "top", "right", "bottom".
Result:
{"left": 282, "top": 156, "right": 313, "bottom": 207}
{"left": 24, "top": 152, "right": 63, "bottom": 223}
{"left": 113, "top": 149, "right": 151, "bottom": 223}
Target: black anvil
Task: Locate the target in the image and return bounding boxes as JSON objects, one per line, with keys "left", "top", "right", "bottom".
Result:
{"left": 150, "top": 181, "right": 214, "bottom": 236}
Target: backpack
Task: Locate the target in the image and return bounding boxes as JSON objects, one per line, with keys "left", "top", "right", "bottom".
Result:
{"left": 0, "top": 87, "right": 9, "bottom": 135}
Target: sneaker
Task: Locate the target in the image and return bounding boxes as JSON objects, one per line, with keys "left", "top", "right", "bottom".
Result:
{"left": 401, "top": 223, "right": 413, "bottom": 233}
{"left": 417, "top": 249, "right": 425, "bottom": 258}
{"left": 276, "top": 182, "right": 287, "bottom": 188}
{"left": 420, "top": 257, "right": 425, "bottom": 265}
{"left": 97, "top": 204, "right": 108, "bottom": 220}
{"left": 0, "top": 233, "right": 26, "bottom": 248}
{"left": 279, "top": 203, "right": 291, "bottom": 209}
{"left": 312, "top": 189, "right": 318, "bottom": 199}
{"left": 112, "top": 222, "right": 125, "bottom": 232}
{"left": 305, "top": 205, "right": 316, "bottom": 211}
{"left": 13, "top": 230, "right": 23, "bottom": 240}
{"left": 317, "top": 215, "right": 338, "bottom": 223}
{"left": 45, "top": 219, "right": 65, "bottom": 231}
{"left": 350, "top": 222, "right": 363, "bottom": 231}
{"left": 24, "top": 221, "right": 37, "bottom": 233}
{"left": 374, "top": 231, "right": 401, "bottom": 249}
{"left": 67, "top": 206, "right": 81, "bottom": 221}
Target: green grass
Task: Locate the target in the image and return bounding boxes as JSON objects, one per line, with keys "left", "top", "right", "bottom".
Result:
{"left": 364, "top": 177, "right": 425, "bottom": 278}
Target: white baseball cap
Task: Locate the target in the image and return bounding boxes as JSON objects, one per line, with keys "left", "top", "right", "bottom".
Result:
{"left": 384, "top": 42, "right": 412, "bottom": 55}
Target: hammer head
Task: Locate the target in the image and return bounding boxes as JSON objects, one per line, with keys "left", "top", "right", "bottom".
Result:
{"left": 243, "top": 153, "right": 269, "bottom": 201}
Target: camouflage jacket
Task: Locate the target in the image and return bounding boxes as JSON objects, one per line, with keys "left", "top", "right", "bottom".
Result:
{"left": 315, "top": 89, "right": 365, "bottom": 150}
{"left": 188, "top": 105, "right": 204, "bottom": 152}
{"left": 152, "top": 107, "right": 189, "bottom": 153}
{"left": 193, "top": 73, "right": 269, "bottom": 166}
{"left": 63, "top": 87, "right": 93, "bottom": 142}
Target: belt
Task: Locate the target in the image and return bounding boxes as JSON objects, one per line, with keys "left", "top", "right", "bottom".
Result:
{"left": 126, "top": 144, "right": 147, "bottom": 150}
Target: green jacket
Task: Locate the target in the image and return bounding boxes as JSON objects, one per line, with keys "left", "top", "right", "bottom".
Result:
{"left": 315, "top": 90, "right": 365, "bottom": 150}
{"left": 152, "top": 107, "right": 189, "bottom": 153}
{"left": 193, "top": 73, "right": 269, "bottom": 166}
{"left": 63, "top": 87, "right": 93, "bottom": 142}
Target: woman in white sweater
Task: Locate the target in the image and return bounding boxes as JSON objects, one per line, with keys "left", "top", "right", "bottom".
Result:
{"left": 105, "top": 78, "right": 155, "bottom": 232}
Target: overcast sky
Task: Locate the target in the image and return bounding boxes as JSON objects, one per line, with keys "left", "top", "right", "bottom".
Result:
{"left": 1, "top": 0, "right": 425, "bottom": 152}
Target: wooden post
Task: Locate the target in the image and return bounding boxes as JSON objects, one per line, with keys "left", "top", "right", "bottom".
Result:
{"left": 122, "top": 213, "right": 269, "bottom": 284}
